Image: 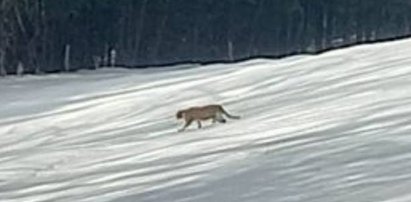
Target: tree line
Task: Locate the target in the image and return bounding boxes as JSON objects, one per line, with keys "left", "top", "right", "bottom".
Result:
{"left": 1, "top": 0, "right": 411, "bottom": 76}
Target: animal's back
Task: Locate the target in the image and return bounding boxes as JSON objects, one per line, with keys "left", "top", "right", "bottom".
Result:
{"left": 186, "top": 105, "right": 221, "bottom": 120}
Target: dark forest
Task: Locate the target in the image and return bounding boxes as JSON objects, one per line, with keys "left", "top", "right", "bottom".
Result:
{"left": 1, "top": 0, "right": 411, "bottom": 75}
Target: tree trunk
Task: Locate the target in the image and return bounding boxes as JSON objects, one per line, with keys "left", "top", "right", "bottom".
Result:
{"left": 0, "top": 49, "right": 7, "bottom": 76}
{"left": 64, "top": 44, "right": 70, "bottom": 72}
{"left": 134, "top": 0, "right": 148, "bottom": 58}
{"left": 109, "top": 49, "right": 116, "bottom": 67}
{"left": 17, "top": 61, "right": 24, "bottom": 76}
{"left": 228, "top": 40, "right": 234, "bottom": 61}
{"left": 93, "top": 55, "right": 101, "bottom": 69}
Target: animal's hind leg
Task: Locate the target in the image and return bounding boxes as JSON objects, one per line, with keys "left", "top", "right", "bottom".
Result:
{"left": 212, "top": 117, "right": 217, "bottom": 124}
{"left": 218, "top": 118, "right": 227, "bottom": 123}
{"left": 215, "top": 112, "right": 226, "bottom": 123}
{"left": 179, "top": 119, "right": 193, "bottom": 132}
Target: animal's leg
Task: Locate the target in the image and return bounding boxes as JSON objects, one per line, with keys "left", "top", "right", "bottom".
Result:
{"left": 197, "top": 121, "right": 202, "bottom": 129}
{"left": 179, "top": 119, "right": 193, "bottom": 132}
{"left": 217, "top": 118, "right": 226, "bottom": 123}
{"left": 215, "top": 112, "right": 226, "bottom": 123}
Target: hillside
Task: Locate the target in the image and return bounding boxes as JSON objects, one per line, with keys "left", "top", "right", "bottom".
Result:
{"left": 1, "top": 39, "right": 411, "bottom": 202}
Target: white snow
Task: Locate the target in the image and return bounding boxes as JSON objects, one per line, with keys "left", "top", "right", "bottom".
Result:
{"left": 1, "top": 39, "right": 411, "bottom": 202}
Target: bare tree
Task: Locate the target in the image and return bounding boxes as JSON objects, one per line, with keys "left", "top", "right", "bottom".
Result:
{"left": 64, "top": 44, "right": 71, "bottom": 72}
{"left": 93, "top": 55, "right": 101, "bottom": 70}
{"left": 109, "top": 48, "right": 116, "bottom": 67}
{"left": 228, "top": 40, "right": 234, "bottom": 61}
{"left": 134, "top": 0, "right": 148, "bottom": 58}
{"left": 247, "top": 0, "right": 265, "bottom": 57}
{"left": 0, "top": 50, "right": 6, "bottom": 76}
{"left": 152, "top": 0, "right": 169, "bottom": 62}
{"left": 321, "top": 9, "right": 329, "bottom": 49}
{"left": 16, "top": 61, "right": 24, "bottom": 76}
{"left": 0, "top": 0, "right": 15, "bottom": 76}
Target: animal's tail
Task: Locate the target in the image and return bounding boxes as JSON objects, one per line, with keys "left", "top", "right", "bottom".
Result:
{"left": 219, "top": 106, "right": 240, "bottom": 119}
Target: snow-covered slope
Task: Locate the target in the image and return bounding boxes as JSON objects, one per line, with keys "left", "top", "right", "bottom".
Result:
{"left": 1, "top": 39, "right": 411, "bottom": 202}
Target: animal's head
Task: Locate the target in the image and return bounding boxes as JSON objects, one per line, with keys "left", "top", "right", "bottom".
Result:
{"left": 176, "top": 110, "right": 183, "bottom": 119}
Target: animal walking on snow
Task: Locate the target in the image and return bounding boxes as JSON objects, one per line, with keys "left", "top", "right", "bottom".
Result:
{"left": 176, "top": 104, "right": 240, "bottom": 132}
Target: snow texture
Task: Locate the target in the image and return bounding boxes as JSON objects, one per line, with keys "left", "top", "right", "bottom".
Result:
{"left": 1, "top": 39, "right": 411, "bottom": 202}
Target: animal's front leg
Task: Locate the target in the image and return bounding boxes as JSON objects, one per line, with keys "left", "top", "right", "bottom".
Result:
{"left": 178, "top": 119, "right": 193, "bottom": 132}
{"left": 197, "top": 121, "right": 202, "bottom": 129}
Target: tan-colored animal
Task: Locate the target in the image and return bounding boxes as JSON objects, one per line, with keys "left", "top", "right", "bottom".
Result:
{"left": 176, "top": 104, "right": 240, "bottom": 132}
